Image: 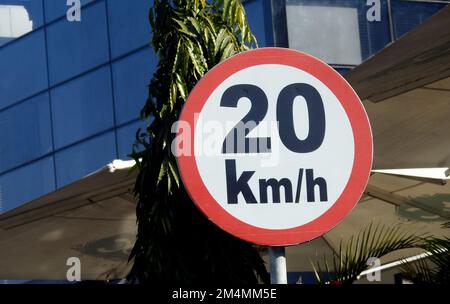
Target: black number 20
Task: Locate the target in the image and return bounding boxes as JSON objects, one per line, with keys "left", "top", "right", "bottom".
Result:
{"left": 221, "top": 83, "right": 325, "bottom": 154}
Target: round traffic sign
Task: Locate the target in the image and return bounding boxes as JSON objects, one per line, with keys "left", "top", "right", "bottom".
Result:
{"left": 176, "top": 48, "right": 372, "bottom": 246}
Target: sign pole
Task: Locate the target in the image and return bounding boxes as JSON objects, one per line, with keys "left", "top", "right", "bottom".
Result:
{"left": 269, "top": 246, "right": 287, "bottom": 284}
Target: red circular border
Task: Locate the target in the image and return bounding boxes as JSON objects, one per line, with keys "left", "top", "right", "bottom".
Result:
{"left": 177, "top": 48, "right": 373, "bottom": 246}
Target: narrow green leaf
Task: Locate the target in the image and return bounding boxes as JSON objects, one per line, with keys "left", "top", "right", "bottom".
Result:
{"left": 175, "top": 73, "right": 188, "bottom": 100}
{"left": 188, "top": 17, "right": 201, "bottom": 35}
{"left": 173, "top": 18, "right": 196, "bottom": 37}
{"left": 168, "top": 159, "right": 180, "bottom": 188}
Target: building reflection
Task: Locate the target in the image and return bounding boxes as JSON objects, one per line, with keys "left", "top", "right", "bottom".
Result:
{"left": 0, "top": 4, "right": 33, "bottom": 46}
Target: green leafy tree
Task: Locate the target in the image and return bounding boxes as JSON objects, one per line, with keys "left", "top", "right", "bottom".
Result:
{"left": 128, "top": 0, "right": 269, "bottom": 284}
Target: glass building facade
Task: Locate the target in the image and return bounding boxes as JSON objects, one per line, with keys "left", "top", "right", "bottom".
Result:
{"left": 0, "top": 0, "right": 447, "bottom": 213}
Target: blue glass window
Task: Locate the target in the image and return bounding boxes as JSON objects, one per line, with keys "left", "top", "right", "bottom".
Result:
{"left": 112, "top": 47, "right": 156, "bottom": 125}
{"left": 45, "top": 1, "right": 109, "bottom": 85}
{"left": 50, "top": 66, "right": 114, "bottom": 149}
{"left": 0, "top": 93, "right": 53, "bottom": 173}
{"left": 43, "top": 0, "right": 95, "bottom": 23}
{"left": 116, "top": 119, "right": 148, "bottom": 159}
{"left": 285, "top": 0, "right": 391, "bottom": 65}
{"left": 0, "top": 29, "right": 48, "bottom": 110}
{"left": 391, "top": 0, "right": 446, "bottom": 40}
{"left": 106, "top": 0, "right": 152, "bottom": 58}
{"left": 0, "top": 0, "right": 44, "bottom": 46}
{"left": 244, "top": 0, "right": 274, "bottom": 47}
{"left": 0, "top": 157, "right": 55, "bottom": 213}
{"left": 54, "top": 131, "right": 116, "bottom": 188}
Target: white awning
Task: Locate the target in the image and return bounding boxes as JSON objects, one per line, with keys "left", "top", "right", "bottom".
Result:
{"left": 0, "top": 160, "right": 137, "bottom": 281}
{"left": 345, "top": 6, "right": 450, "bottom": 170}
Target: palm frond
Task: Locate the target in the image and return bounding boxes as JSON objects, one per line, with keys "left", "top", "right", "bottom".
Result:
{"left": 401, "top": 237, "right": 450, "bottom": 284}
{"left": 312, "top": 223, "right": 421, "bottom": 284}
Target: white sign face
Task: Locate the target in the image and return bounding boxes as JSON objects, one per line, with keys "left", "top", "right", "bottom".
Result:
{"left": 177, "top": 48, "right": 372, "bottom": 246}
{"left": 194, "top": 64, "right": 354, "bottom": 229}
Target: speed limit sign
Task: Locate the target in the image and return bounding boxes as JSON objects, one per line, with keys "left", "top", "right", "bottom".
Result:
{"left": 176, "top": 48, "right": 372, "bottom": 246}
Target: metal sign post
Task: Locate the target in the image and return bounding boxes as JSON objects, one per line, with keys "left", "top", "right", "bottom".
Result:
{"left": 269, "top": 246, "right": 287, "bottom": 284}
